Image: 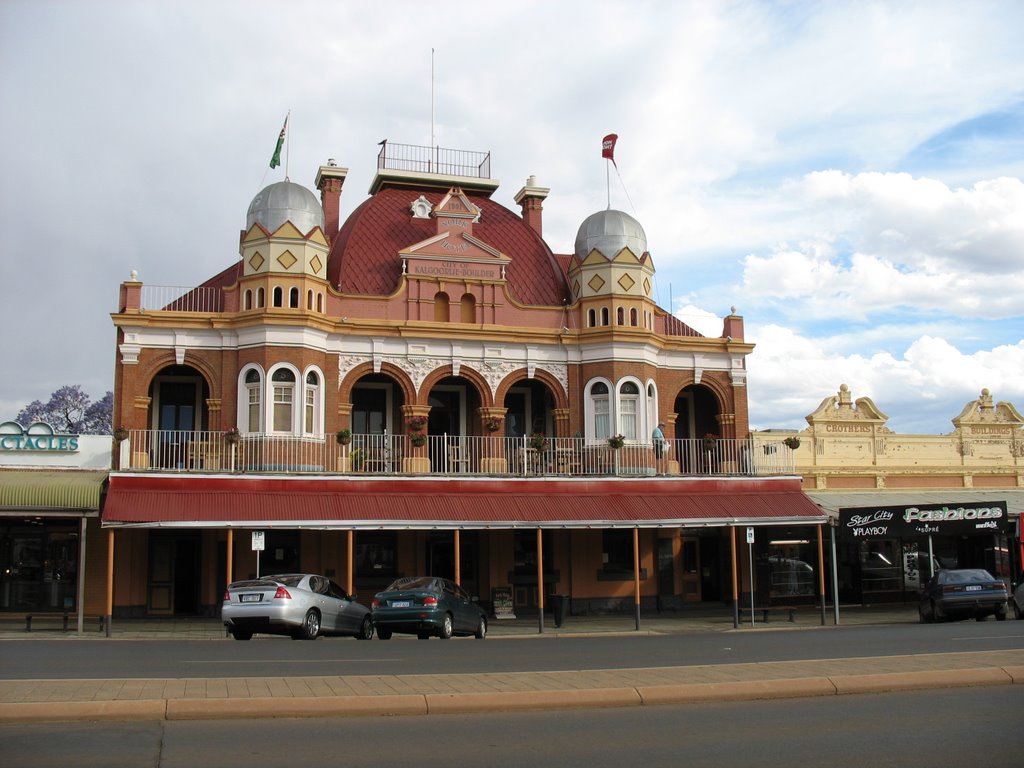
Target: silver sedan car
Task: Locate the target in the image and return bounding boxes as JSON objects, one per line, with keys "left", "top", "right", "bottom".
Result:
{"left": 222, "top": 573, "right": 373, "bottom": 641}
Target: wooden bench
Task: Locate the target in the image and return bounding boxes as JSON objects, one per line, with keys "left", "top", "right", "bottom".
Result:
{"left": 738, "top": 606, "right": 797, "bottom": 623}
{"left": 24, "top": 612, "right": 104, "bottom": 632}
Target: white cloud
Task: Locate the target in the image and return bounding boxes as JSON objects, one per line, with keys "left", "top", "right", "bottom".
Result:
{"left": 746, "top": 324, "right": 1024, "bottom": 433}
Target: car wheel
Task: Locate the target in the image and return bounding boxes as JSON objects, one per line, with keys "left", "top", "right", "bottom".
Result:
{"left": 230, "top": 629, "right": 253, "bottom": 641}
{"left": 438, "top": 613, "right": 454, "bottom": 640}
{"left": 300, "top": 609, "right": 321, "bottom": 640}
{"left": 474, "top": 616, "right": 487, "bottom": 639}
{"left": 376, "top": 628, "right": 392, "bottom": 640}
{"left": 356, "top": 616, "right": 374, "bottom": 639}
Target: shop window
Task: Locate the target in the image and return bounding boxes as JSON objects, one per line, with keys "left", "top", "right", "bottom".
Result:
{"left": 599, "top": 530, "right": 644, "bottom": 579}
{"left": 764, "top": 538, "right": 815, "bottom": 598}
{"left": 356, "top": 532, "right": 397, "bottom": 577}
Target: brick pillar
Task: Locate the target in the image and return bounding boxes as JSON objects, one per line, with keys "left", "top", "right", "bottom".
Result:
{"left": 315, "top": 164, "right": 348, "bottom": 244}
{"left": 513, "top": 176, "right": 550, "bottom": 237}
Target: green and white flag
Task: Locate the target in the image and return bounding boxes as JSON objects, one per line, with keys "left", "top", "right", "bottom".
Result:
{"left": 270, "top": 115, "right": 288, "bottom": 169}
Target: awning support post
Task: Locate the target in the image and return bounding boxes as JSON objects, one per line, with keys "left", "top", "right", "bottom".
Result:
{"left": 633, "top": 527, "right": 641, "bottom": 631}
{"left": 76, "top": 517, "right": 87, "bottom": 634}
{"left": 831, "top": 522, "right": 840, "bottom": 625}
{"left": 105, "top": 529, "right": 114, "bottom": 637}
{"left": 536, "top": 528, "right": 544, "bottom": 634}
{"left": 730, "top": 526, "right": 739, "bottom": 628}
{"left": 817, "top": 524, "right": 826, "bottom": 626}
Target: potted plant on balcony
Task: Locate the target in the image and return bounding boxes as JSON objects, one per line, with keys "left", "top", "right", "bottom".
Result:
{"left": 336, "top": 429, "right": 352, "bottom": 446}
{"left": 702, "top": 433, "right": 718, "bottom": 451}
{"left": 224, "top": 427, "right": 241, "bottom": 446}
{"left": 529, "top": 432, "right": 547, "bottom": 451}
{"left": 783, "top": 436, "right": 801, "bottom": 450}
{"left": 113, "top": 425, "right": 129, "bottom": 443}
{"left": 406, "top": 415, "right": 427, "bottom": 432}
{"left": 409, "top": 432, "right": 427, "bottom": 448}
{"left": 484, "top": 417, "right": 502, "bottom": 433}
{"left": 607, "top": 434, "right": 625, "bottom": 449}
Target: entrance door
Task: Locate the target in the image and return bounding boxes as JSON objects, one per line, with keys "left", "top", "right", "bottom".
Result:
{"left": 157, "top": 381, "right": 197, "bottom": 468}
{"left": 148, "top": 533, "right": 201, "bottom": 615}
{"left": 426, "top": 532, "right": 455, "bottom": 580}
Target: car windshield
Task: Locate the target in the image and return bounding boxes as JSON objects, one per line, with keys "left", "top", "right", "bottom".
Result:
{"left": 940, "top": 569, "right": 994, "bottom": 584}
{"left": 385, "top": 576, "right": 436, "bottom": 592}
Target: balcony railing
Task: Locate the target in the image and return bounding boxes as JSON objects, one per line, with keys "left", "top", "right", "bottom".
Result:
{"left": 377, "top": 141, "right": 491, "bottom": 179}
{"left": 140, "top": 285, "right": 223, "bottom": 313}
{"left": 117, "top": 431, "right": 797, "bottom": 477}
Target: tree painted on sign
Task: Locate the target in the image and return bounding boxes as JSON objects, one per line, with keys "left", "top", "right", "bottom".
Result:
{"left": 16, "top": 386, "right": 113, "bottom": 434}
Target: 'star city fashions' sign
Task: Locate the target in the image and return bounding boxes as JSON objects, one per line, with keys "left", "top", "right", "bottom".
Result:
{"left": 839, "top": 501, "right": 1008, "bottom": 540}
{"left": 0, "top": 421, "right": 80, "bottom": 452}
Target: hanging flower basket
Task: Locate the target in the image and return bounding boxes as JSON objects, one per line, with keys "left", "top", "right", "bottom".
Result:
{"left": 224, "top": 428, "right": 241, "bottom": 445}
{"left": 529, "top": 432, "right": 547, "bottom": 451}
{"left": 484, "top": 417, "right": 502, "bottom": 432}
{"left": 702, "top": 433, "right": 718, "bottom": 450}
{"left": 406, "top": 415, "right": 427, "bottom": 432}
{"left": 607, "top": 434, "right": 625, "bottom": 449}
{"left": 336, "top": 429, "right": 352, "bottom": 446}
{"left": 409, "top": 432, "right": 427, "bottom": 447}
{"left": 113, "top": 426, "right": 129, "bottom": 442}
{"left": 783, "top": 436, "right": 801, "bottom": 450}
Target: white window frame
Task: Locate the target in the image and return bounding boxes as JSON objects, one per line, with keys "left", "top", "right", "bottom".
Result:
{"left": 237, "top": 364, "right": 265, "bottom": 434}
{"left": 267, "top": 363, "right": 300, "bottom": 434}
{"left": 584, "top": 378, "right": 614, "bottom": 442}
{"left": 617, "top": 379, "right": 642, "bottom": 441}
{"left": 302, "top": 366, "right": 325, "bottom": 437}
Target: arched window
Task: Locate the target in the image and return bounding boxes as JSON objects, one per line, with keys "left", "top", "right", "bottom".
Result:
{"left": 257, "top": 287, "right": 265, "bottom": 308}
{"left": 316, "top": 293, "right": 323, "bottom": 313}
{"left": 289, "top": 287, "right": 299, "bottom": 308}
{"left": 306, "top": 289, "right": 313, "bottom": 310}
{"left": 646, "top": 383, "right": 658, "bottom": 438}
{"left": 591, "top": 382, "right": 610, "bottom": 439}
{"left": 304, "top": 370, "right": 321, "bottom": 435}
{"left": 618, "top": 381, "right": 640, "bottom": 440}
{"left": 244, "top": 368, "right": 262, "bottom": 433}
{"left": 460, "top": 293, "right": 476, "bottom": 323}
{"left": 244, "top": 289, "right": 253, "bottom": 310}
{"left": 272, "top": 286, "right": 283, "bottom": 307}
{"left": 271, "top": 368, "right": 296, "bottom": 432}
{"left": 630, "top": 308, "right": 638, "bottom": 326}
{"left": 616, "top": 307, "right": 625, "bottom": 325}
{"left": 434, "top": 292, "right": 450, "bottom": 322}
{"left": 601, "top": 307, "right": 610, "bottom": 326}
{"left": 588, "top": 308, "right": 597, "bottom": 327}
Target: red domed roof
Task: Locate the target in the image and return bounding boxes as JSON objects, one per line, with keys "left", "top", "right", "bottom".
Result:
{"left": 327, "top": 186, "right": 570, "bottom": 306}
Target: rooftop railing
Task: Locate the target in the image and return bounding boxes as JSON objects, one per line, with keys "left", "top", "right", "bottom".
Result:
{"left": 117, "top": 431, "right": 797, "bottom": 478}
{"left": 139, "top": 285, "right": 223, "bottom": 313}
{"left": 377, "top": 141, "right": 491, "bottom": 179}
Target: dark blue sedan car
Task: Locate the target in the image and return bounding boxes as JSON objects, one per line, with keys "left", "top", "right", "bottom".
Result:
{"left": 372, "top": 576, "right": 488, "bottom": 640}
{"left": 918, "top": 568, "right": 1008, "bottom": 623}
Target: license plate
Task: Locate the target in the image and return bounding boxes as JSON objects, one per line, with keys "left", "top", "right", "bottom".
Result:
{"left": 240, "top": 593, "right": 262, "bottom": 602}
{"left": 965, "top": 585, "right": 982, "bottom": 591}
{"left": 391, "top": 600, "right": 410, "bottom": 608}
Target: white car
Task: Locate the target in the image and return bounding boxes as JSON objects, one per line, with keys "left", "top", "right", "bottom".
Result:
{"left": 222, "top": 573, "right": 373, "bottom": 641}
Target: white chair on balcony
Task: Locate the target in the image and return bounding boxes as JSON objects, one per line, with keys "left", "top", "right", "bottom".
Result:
{"left": 447, "top": 444, "right": 470, "bottom": 474}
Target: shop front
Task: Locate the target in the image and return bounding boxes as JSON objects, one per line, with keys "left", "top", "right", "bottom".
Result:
{"left": 836, "top": 498, "right": 1013, "bottom": 604}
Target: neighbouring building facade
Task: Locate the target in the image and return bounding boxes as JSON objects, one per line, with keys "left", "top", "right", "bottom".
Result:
{"left": 753, "top": 385, "right": 1024, "bottom": 606}
{"left": 101, "top": 141, "right": 826, "bottom": 624}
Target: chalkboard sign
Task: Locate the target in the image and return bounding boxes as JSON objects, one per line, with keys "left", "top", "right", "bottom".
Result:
{"left": 491, "top": 586, "right": 516, "bottom": 619}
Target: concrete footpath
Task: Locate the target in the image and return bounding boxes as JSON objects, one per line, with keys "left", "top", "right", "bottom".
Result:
{"left": 1, "top": 606, "right": 1022, "bottom": 723}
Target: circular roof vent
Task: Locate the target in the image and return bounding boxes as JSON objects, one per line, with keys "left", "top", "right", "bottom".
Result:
{"left": 574, "top": 209, "right": 647, "bottom": 260}
{"left": 246, "top": 180, "right": 324, "bottom": 235}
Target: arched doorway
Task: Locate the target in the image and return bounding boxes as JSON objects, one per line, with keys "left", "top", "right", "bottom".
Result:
{"left": 147, "top": 364, "right": 210, "bottom": 469}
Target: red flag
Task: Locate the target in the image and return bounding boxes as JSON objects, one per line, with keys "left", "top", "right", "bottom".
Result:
{"left": 601, "top": 133, "right": 618, "bottom": 166}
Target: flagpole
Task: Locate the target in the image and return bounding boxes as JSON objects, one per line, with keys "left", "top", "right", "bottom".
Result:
{"left": 285, "top": 109, "right": 291, "bottom": 180}
{"left": 431, "top": 48, "right": 436, "bottom": 173}
{"left": 606, "top": 160, "right": 611, "bottom": 210}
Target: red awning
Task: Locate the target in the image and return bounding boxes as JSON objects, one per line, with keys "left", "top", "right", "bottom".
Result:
{"left": 103, "top": 474, "right": 826, "bottom": 529}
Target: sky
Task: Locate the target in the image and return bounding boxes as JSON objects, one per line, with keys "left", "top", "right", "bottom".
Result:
{"left": 1, "top": 0, "right": 1022, "bottom": 435}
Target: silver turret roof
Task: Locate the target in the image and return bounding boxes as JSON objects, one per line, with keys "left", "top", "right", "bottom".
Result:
{"left": 574, "top": 209, "right": 647, "bottom": 260}
{"left": 246, "top": 180, "right": 324, "bottom": 235}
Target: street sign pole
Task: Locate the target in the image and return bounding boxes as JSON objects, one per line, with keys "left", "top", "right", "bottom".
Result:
{"left": 252, "top": 531, "right": 265, "bottom": 578}
{"left": 746, "top": 527, "right": 755, "bottom": 628}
